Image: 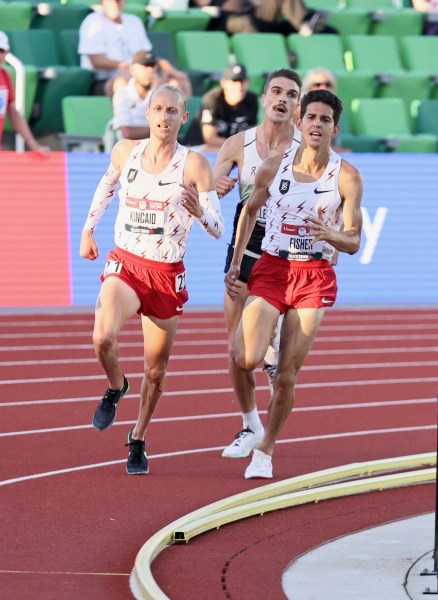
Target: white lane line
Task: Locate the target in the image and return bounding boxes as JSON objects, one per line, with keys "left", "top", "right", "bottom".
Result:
{"left": 2, "top": 333, "right": 438, "bottom": 348}
{"left": 1, "top": 424, "right": 435, "bottom": 488}
{"left": 0, "top": 340, "right": 229, "bottom": 352}
{"left": 1, "top": 366, "right": 438, "bottom": 386}
{"left": 0, "top": 323, "right": 438, "bottom": 341}
{"left": 0, "top": 340, "right": 438, "bottom": 358}
{"left": 1, "top": 356, "right": 438, "bottom": 369}
{"left": 1, "top": 313, "right": 437, "bottom": 328}
{"left": 0, "top": 398, "right": 435, "bottom": 437}
{"left": 0, "top": 393, "right": 435, "bottom": 410}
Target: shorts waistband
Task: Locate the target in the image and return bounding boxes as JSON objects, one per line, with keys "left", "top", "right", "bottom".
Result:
{"left": 263, "top": 252, "right": 331, "bottom": 269}
{"left": 114, "top": 247, "right": 184, "bottom": 272}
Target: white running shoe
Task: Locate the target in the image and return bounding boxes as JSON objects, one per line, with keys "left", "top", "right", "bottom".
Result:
{"left": 244, "top": 449, "right": 273, "bottom": 479}
{"left": 221, "top": 426, "right": 264, "bottom": 458}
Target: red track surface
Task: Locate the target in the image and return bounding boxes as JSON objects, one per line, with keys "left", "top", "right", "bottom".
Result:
{"left": 0, "top": 309, "right": 436, "bottom": 599}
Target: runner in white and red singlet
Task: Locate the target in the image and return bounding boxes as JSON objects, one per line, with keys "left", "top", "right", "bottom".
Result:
{"left": 80, "top": 84, "right": 224, "bottom": 475}
{"left": 213, "top": 69, "right": 302, "bottom": 460}
{"left": 225, "top": 89, "right": 363, "bottom": 480}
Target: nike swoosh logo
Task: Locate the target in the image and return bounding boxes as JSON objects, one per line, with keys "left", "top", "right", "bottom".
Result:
{"left": 176, "top": 306, "right": 183, "bottom": 312}
{"left": 314, "top": 189, "right": 333, "bottom": 194}
{"left": 158, "top": 181, "right": 177, "bottom": 186}
{"left": 322, "top": 297, "right": 333, "bottom": 304}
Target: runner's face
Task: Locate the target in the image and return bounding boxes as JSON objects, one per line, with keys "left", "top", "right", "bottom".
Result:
{"left": 146, "top": 90, "right": 187, "bottom": 138}
{"left": 262, "top": 77, "right": 300, "bottom": 124}
{"left": 297, "top": 101, "right": 339, "bottom": 148}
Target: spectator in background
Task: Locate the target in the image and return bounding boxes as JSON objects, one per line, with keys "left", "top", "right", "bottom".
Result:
{"left": 79, "top": 0, "right": 152, "bottom": 96}
{"left": 0, "top": 32, "right": 50, "bottom": 155}
{"left": 112, "top": 50, "right": 192, "bottom": 140}
{"left": 191, "top": 64, "right": 258, "bottom": 152}
{"left": 301, "top": 67, "right": 350, "bottom": 154}
{"left": 412, "top": 0, "right": 438, "bottom": 35}
{"left": 190, "top": 0, "right": 337, "bottom": 36}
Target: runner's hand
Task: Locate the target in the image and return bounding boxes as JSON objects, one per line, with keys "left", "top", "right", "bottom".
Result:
{"left": 225, "top": 265, "right": 241, "bottom": 300}
{"left": 216, "top": 175, "right": 238, "bottom": 199}
{"left": 80, "top": 229, "right": 99, "bottom": 260}
{"left": 305, "top": 207, "right": 332, "bottom": 244}
{"left": 180, "top": 183, "right": 203, "bottom": 218}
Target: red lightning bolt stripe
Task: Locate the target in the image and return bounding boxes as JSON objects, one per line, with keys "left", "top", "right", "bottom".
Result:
{"left": 327, "top": 168, "right": 336, "bottom": 181}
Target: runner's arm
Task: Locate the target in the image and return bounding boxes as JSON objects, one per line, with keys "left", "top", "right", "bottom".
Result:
{"left": 306, "top": 161, "right": 363, "bottom": 255}
{"left": 80, "top": 139, "right": 135, "bottom": 260}
{"left": 213, "top": 133, "right": 243, "bottom": 199}
{"left": 181, "top": 151, "right": 225, "bottom": 239}
{"left": 225, "top": 156, "right": 278, "bottom": 295}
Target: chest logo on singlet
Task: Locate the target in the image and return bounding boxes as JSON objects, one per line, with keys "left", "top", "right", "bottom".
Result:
{"left": 127, "top": 169, "right": 138, "bottom": 183}
{"left": 279, "top": 179, "right": 290, "bottom": 195}
{"left": 251, "top": 166, "right": 256, "bottom": 176}
{"left": 158, "top": 180, "right": 177, "bottom": 186}
{"left": 314, "top": 188, "right": 333, "bottom": 194}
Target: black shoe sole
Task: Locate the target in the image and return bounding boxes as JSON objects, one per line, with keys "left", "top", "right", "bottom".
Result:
{"left": 92, "top": 378, "right": 130, "bottom": 431}
{"left": 126, "top": 467, "right": 149, "bottom": 475}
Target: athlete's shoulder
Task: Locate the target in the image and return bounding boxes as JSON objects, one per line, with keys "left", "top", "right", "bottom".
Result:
{"left": 340, "top": 157, "right": 363, "bottom": 183}
{"left": 111, "top": 138, "right": 140, "bottom": 171}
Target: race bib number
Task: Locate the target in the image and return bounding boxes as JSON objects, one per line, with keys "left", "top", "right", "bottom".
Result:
{"left": 175, "top": 271, "right": 186, "bottom": 293}
{"left": 125, "top": 197, "right": 165, "bottom": 235}
{"left": 256, "top": 204, "right": 267, "bottom": 226}
{"left": 279, "top": 224, "right": 323, "bottom": 261}
{"left": 103, "top": 260, "right": 123, "bottom": 277}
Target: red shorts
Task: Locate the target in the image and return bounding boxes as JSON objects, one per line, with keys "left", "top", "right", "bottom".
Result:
{"left": 247, "top": 252, "right": 337, "bottom": 313}
{"left": 101, "top": 247, "right": 189, "bottom": 319}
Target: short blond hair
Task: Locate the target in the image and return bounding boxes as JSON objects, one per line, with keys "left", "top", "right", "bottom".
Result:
{"left": 149, "top": 84, "right": 187, "bottom": 112}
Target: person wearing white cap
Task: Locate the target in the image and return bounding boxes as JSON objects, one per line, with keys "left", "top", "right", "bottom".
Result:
{"left": 0, "top": 31, "right": 50, "bottom": 155}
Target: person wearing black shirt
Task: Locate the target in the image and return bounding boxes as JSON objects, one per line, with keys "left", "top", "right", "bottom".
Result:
{"left": 196, "top": 64, "right": 259, "bottom": 152}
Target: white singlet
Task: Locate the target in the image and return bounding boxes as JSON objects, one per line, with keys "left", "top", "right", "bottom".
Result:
{"left": 262, "top": 147, "right": 343, "bottom": 262}
{"left": 114, "top": 140, "right": 197, "bottom": 262}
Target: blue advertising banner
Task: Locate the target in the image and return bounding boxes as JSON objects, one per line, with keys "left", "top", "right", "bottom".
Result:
{"left": 67, "top": 152, "right": 438, "bottom": 307}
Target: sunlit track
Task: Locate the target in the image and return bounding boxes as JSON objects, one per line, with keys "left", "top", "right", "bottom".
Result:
{"left": 1, "top": 358, "right": 438, "bottom": 381}
{"left": 0, "top": 340, "right": 438, "bottom": 358}
{"left": 0, "top": 399, "right": 436, "bottom": 437}
{"left": 0, "top": 425, "right": 435, "bottom": 489}
{"left": 1, "top": 373, "right": 438, "bottom": 388}
{"left": 2, "top": 323, "right": 438, "bottom": 340}
{"left": 1, "top": 309, "right": 436, "bottom": 600}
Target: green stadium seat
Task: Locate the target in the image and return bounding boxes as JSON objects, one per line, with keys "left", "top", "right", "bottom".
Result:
{"left": 345, "top": 34, "right": 433, "bottom": 112}
{"left": 31, "top": 4, "right": 91, "bottom": 36}
{"left": 0, "top": 1, "right": 32, "bottom": 30}
{"left": 337, "top": 110, "right": 382, "bottom": 152}
{"left": 325, "top": 8, "right": 371, "bottom": 42}
{"left": 60, "top": 95, "right": 114, "bottom": 152}
{"left": 6, "top": 29, "right": 92, "bottom": 133}
{"left": 345, "top": 34, "right": 403, "bottom": 72}
{"left": 175, "top": 31, "right": 230, "bottom": 84}
{"left": 369, "top": 8, "right": 424, "bottom": 38}
{"left": 412, "top": 99, "right": 438, "bottom": 138}
{"left": 398, "top": 35, "right": 438, "bottom": 77}
{"left": 345, "top": 0, "right": 394, "bottom": 8}
{"left": 58, "top": 29, "right": 80, "bottom": 67}
{"left": 350, "top": 98, "right": 437, "bottom": 152}
{"left": 230, "top": 33, "right": 290, "bottom": 94}
{"left": 147, "top": 8, "right": 210, "bottom": 32}
{"left": 146, "top": 30, "right": 205, "bottom": 95}
{"left": 335, "top": 72, "right": 378, "bottom": 117}
{"left": 287, "top": 34, "right": 346, "bottom": 72}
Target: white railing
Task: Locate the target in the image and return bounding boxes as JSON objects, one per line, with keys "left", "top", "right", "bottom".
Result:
{"left": 5, "top": 52, "right": 26, "bottom": 152}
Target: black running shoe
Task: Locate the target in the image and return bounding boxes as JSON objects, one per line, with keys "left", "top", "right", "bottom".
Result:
{"left": 92, "top": 376, "right": 130, "bottom": 431}
{"left": 126, "top": 428, "right": 149, "bottom": 475}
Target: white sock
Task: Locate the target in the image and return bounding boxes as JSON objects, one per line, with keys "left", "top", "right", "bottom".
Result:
{"left": 243, "top": 408, "right": 262, "bottom": 432}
